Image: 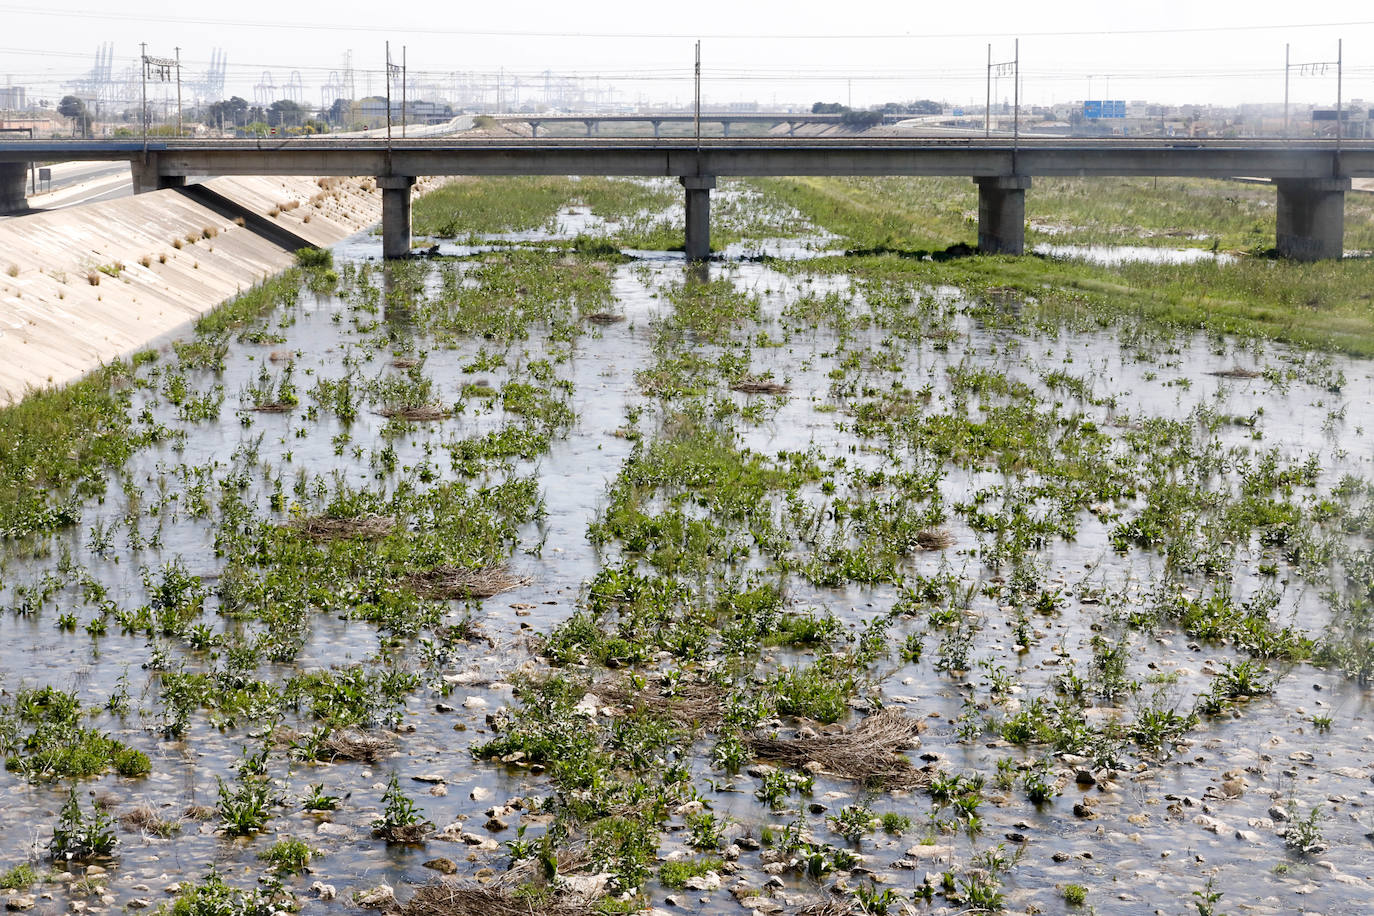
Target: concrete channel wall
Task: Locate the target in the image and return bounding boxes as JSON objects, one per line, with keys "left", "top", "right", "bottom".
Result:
{"left": 0, "top": 175, "right": 430, "bottom": 406}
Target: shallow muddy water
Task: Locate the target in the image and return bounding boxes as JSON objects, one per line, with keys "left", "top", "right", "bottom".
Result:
{"left": 2, "top": 188, "right": 1374, "bottom": 916}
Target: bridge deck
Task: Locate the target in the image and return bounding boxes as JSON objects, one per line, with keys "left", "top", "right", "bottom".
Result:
{"left": 0, "top": 138, "right": 1369, "bottom": 180}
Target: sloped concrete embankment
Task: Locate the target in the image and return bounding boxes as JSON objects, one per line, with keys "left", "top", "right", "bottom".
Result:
{"left": 0, "top": 174, "right": 430, "bottom": 405}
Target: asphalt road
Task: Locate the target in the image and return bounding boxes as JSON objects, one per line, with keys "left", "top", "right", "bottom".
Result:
{"left": 25, "top": 160, "right": 133, "bottom": 211}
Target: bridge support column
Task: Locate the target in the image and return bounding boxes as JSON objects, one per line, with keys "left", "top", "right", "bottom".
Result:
{"left": 378, "top": 175, "right": 416, "bottom": 259}
{"left": 722, "top": 122, "right": 731, "bottom": 138}
{"left": 529, "top": 121, "right": 540, "bottom": 138}
{"left": 681, "top": 176, "right": 715, "bottom": 261}
{"left": 1275, "top": 178, "right": 1349, "bottom": 261}
{"left": 130, "top": 156, "right": 187, "bottom": 195}
{"left": 975, "top": 176, "right": 1031, "bottom": 255}
{"left": 651, "top": 120, "right": 661, "bottom": 139}
{"left": 0, "top": 162, "right": 28, "bottom": 213}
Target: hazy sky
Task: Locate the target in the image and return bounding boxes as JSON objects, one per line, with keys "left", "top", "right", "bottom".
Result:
{"left": 2, "top": 0, "right": 1371, "bottom": 110}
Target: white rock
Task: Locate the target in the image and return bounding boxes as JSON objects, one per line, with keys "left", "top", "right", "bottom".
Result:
{"left": 683, "top": 872, "right": 721, "bottom": 892}
{"left": 559, "top": 873, "right": 614, "bottom": 898}
{"left": 355, "top": 884, "right": 395, "bottom": 909}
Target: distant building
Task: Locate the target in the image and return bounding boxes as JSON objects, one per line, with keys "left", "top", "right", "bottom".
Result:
{"left": 356, "top": 97, "right": 453, "bottom": 125}
{"left": 0, "top": 87, "right": 25, "bottom": 110}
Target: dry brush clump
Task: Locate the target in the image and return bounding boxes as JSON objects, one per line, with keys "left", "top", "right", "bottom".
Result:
{"left": 402, "top": 846, "right": 600, "bottom": 916}
{"left": 592, "top": 674, "right": 726, "bottom": 729}
{"left": 405, "top": 566, "right": 531, "bottom": 600}
{"left": 400, "top": 884, "right": 598, "bottom": 916}
{"left": 795, "top": 901, "right": 856, "bottom": 916}
{"left": 913, "top": 528, "right": 955, "bottom": 550}
{"left": 118, "top": 805, "right": 181, "bottom": 836}
{"left": 323, "top": 730, "right": 396, "bottom": 763}
{"left": 292, "top": 514, "right": 396, "bottom": 541}
{"left": 378, "top": 405, "right": 452, "bottom": 421}
{"left": 730, "top": 377, "right": 790, "bottom": 395}
{"left": 747, "top": 708, "right": 930, "bottom": 789}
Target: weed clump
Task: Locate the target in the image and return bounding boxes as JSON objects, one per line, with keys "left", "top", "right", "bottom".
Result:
{"left": 294, "top": 247, "right": 333, "bottom": 270}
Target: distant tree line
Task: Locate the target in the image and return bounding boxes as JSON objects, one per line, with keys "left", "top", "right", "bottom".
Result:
{"left": 811, "top": 99, "right": 943, "bottom": 127}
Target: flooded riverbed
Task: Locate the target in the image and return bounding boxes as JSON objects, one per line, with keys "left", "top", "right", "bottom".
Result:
{"left": 2, "top": 181, "right": 1373, "bottom": 916}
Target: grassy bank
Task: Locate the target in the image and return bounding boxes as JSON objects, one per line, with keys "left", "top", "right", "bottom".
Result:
{"left": 756, "top": 176, "right": 1374, "bottom": 355}
{"left": 753, "top": 175, "right": 1374, "bottom": 252}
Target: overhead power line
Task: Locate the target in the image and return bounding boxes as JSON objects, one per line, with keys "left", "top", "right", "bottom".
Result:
{"left": 0, "top": 5, "right": 1371, "bottom": 39}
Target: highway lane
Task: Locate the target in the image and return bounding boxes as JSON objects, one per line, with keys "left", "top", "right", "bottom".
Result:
{"left": 1, "top": 159, "right": 133, "bottom": 215}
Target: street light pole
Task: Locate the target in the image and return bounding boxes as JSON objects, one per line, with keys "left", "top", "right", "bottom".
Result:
{"left": 140, "top": 42, "right": 148, "bottom": 155}
{"left": 1283, "top": 43, "right": 1289, "bottom": 138}
{"left": 694, "top": 40, "right": 701, "bottom": 150}
{"left": 1335, "top": 38, "right": 1342, "bottom": 156}
{"left": 175, "top": 46, "right": 182, "bottom": 139}
{"left": 984, "top": 43, "right": 991, "bottom": 138}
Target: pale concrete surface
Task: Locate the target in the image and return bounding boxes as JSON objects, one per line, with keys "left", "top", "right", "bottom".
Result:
{"left": 0, "top": 174, "right": 430, "bottom": 406}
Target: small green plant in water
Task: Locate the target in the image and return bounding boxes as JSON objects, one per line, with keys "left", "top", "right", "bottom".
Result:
{"left": 301, "top": 783, "right": 340, "bottom": 812}
{"left": 0, "top": 864, "right": 37, "bottom": 890}
{"left": 50, "top": 789, "right": 116, "bottom": 861}
{"left": 259, "top": 838, "right": 312, "bottom": 875}
{"left": 372, "top": 773, "right": 432, "bottom": 842}
{"left": 216, "top": 775, "right": 273, "bottom": 836}
{"left": 1283, "top": 802, "right": 1326, "bottom": 854}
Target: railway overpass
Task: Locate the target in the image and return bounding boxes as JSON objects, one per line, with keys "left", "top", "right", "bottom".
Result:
{"left": 0, "top": 137, "right": 1370, "bottom": 261}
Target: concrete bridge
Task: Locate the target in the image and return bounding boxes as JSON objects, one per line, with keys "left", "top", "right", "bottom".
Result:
{"left": 491, "top": 112, "right": 903, "bottom": 138}
{"left": 1, "top": 137, "right": 1371, "bottom": 261}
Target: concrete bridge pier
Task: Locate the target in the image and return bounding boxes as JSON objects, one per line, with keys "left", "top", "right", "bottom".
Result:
{"left": 1276, "top": 178, "right": 1349, "bottom": 261}
{"left": 975, "top": 175, "right": 1031, "bottom": 255}
{"left": 651, "top": 120, "right": 662, "bottom": 139}
{"left": 528, "top": 121, "right": 541, "bottom": 138}
{"left": 0, "top": 162, "right": 28, "bottom": 213}
{"left": 378, "top": 175, "right": 416, "bottom": 259}
{"left": 681, "top": 176, "right": 715, "bottom": 261}
{"left": 130, "top": 157, "right": 186, "bottom": 194}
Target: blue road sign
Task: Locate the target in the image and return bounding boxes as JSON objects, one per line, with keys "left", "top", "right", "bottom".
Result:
{"left": 1084, "top": 100, "right": 1125, "bottom": 119}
